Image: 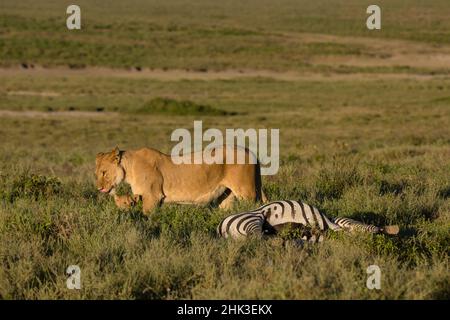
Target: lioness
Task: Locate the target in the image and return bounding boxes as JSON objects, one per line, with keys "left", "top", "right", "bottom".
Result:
{"left": 95, "top": 146, "right": 267, "bottom": 214}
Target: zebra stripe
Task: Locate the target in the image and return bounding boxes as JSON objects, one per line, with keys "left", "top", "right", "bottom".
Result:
{"left": 332, "top": 217, "right": 381, "bottom": 233}
{"left": 313, "top": 206, "right": 325, "bottom": 230}
{"left": 287, "top": 200, "right": 296, "bottom": 220}
{"left": 264, "top": 200, "right": 341, "bottom": 232}
{"left": 217, "top": 200, "right": 394, "bottom": 240}
{"left": 217, "top": 212, "right": 265, "bottom": 239}
{"left": 294, "top": 201, "right": 308, "bottom": 225}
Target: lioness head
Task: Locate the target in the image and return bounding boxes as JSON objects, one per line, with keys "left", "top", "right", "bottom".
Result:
{"left": 95, "top": 147, "right": 125, "bottom": 194}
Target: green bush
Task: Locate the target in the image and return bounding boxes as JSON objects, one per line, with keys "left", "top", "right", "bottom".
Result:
{"left": 1, "top": 173, "right": 62, "bottom": 202}
{"left": 136, "top": 97, "right": 233, "bottom": 116}
{"left": 114, "top": 181, "right": 133, "bottom": 196}
{"left": 151, "top": 205, "right": 221, "bottom": 241}
{"left": 313, "top": 158, "right": 362, "bottom": 202}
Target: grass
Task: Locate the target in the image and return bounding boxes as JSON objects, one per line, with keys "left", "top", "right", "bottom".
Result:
{"left": 0, "top": 163, "right": 448, "bottom": 299}
{"left": 0, "top": 0, "right": 450, "bottom": 72}
{"left": 2, "top": 76, "right": 450, "bottom": 113}
{"left": 0, "top": 82, "right": 448, "bottom": 298}
{"left": 0, "top": 0, "right": 449, "bottom": 300}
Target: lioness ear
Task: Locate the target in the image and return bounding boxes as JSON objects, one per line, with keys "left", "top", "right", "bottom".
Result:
{"left": 113, "top": 146, "right": 121, "bottom": 164}
{"left": 96, "top": 152, "right": 104, "bottom": 158}
{"left": 96, "top": 152, "right": 104, "bottom": 163}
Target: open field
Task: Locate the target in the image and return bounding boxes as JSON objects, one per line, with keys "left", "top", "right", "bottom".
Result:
{"left": 0, "top": 0, "right": 449, "bottom": 299}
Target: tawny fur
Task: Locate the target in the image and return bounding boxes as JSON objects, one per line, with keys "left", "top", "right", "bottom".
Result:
{"left": 95, "top": 146, "right": 267, "bottom": 214}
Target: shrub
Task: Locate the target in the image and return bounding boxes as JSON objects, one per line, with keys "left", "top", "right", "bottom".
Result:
{"left": 312, "top": 158, "right": 362, "bottom": 202}
{"left": 1, "top": 173, "right": 62, "bottom": 202}
{"left": 136, "top": 97, "right": 234, "bottom": 116}
{"left": 115, "top": 181, "right": 133, "bottom": 196}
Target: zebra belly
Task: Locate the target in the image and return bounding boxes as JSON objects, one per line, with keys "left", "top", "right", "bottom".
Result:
{"left": 217, "top": 212, "right": 264, "bottom": 239}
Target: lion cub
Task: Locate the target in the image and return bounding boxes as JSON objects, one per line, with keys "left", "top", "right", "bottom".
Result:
{"left": 113, "top": 194, "right": 139, "bottom": 209}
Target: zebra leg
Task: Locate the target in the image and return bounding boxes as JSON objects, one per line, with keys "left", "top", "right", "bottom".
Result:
{"left": 270, "top": 223, "right": 325, "bottom": 245}
{"left": 332, "top": 217, "right": 399, "bottom": 235}
{"left": 300, "top": 232, "right": 324, "bottom": 244}
{"left": 285, "top": 233, "right": 324, "bottom": 248}
{"left": 287, "top": 238, "right": 306, "bottom": 248}
{"left": 332, "top": 217, "right": 380, "bottom": 233}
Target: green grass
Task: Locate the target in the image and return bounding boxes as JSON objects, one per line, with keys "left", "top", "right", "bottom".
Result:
{"left": 0, "top": 74, "right": 449, "bottom": 298}
{"left": 0, "top": 164, "right": 448, "bottom": 299}
{"left": 1, "top": 0, "right": 450, "bottom": 71}
{"left": 2, "top": 75, "right": 450, "bottom": 113}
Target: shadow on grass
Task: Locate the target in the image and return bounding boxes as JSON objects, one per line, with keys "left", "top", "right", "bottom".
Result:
{"left": 438, "top": 185, "right": 450, "bottom": 199}
{"left": 134, "top": 97, "right": 238, "bottom": 116}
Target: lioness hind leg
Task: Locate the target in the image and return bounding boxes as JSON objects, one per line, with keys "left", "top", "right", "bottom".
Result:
{"left": 228, "top": 185, "right": 257, "bottom": 203}
{"left": 260, "top": 190, "right": 268, "bottom": 203}
{"left": 218, "top": 192, "right": 236, "bottom": 210}
{"left": 224, "top": 177, "right": 265, "bottom": 203}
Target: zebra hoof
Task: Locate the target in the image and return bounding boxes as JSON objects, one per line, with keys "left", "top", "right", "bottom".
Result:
{"left": 285, "top": 239, "right": 306, "bottom": 248}
{"left": 381, "top": 225, "right": 399, "bottom": 235}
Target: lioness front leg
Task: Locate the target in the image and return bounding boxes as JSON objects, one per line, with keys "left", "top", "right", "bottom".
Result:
{"left": 142, "top": 193, "right": 163, "bottom": 215}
